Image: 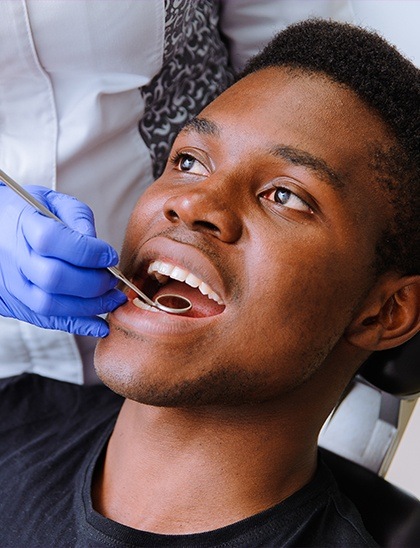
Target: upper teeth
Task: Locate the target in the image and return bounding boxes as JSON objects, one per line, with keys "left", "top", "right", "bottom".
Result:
{"left": 147, "top": 260, "right": 224, "bottom": 305}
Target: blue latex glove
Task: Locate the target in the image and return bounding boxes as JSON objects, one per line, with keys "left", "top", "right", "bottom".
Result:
{"left": 0, "top": 184, "right": 127, "bottom": 337}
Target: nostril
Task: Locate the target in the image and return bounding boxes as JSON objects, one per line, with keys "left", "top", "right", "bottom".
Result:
{"left": 193, "top": 220, "right": 220, "bottom": 234}
{"left": 166, "top": 209, "right": 179, "bottom": 221}
{"left": 165, "top": 208, "right": 218, "bottom": 233}
{"left": 163, "top": 194, "right": 241, "bottom": 242}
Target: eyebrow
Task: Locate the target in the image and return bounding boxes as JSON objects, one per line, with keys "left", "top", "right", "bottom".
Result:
{"left": 182, "top": 116, "right": 220, "bottom": 137}
{"left": 269, "top": 145, "right": 346, "bottom": 190}
{"left": 181, "top": 116, "right": 345, "bottom": 190}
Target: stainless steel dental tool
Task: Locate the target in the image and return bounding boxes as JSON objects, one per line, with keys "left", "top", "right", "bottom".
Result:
{"left": 0, "top": 169, "right": 192, "bottom": 315}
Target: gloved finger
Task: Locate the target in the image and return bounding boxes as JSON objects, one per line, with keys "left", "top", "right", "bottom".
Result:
{"left": 7, "top": 275, "right": 127, "bottom": 317}
{"left": 10, "top": 300, "right": 112, "bottom": 337}
{"left": 26, "top": 186, "right": 98, "bottom": 237}
{"left": 55, "top": 315, "right": 111, "bottom": 338}
{"left": 53, "top": 315, "right": 111, "bottom": 338}
{"left": 40, "top": 189, "right": 98, "bottom": 237}
{"left": 21, "top": 207, "right": 118, "bottom": 268}
{"left": 44, "top": 288, "right": 127, "bottom": 318}
{"left": 19, "top": 250, "right": 119, "bottom": 297}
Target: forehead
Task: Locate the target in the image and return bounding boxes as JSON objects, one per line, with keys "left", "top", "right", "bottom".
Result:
{"left": 200, "top": 66, "right": 378, "bottom": 131}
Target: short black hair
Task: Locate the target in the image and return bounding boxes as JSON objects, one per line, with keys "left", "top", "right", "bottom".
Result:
{"left": 242, "top": 19, "right": 420, "bottom": 275}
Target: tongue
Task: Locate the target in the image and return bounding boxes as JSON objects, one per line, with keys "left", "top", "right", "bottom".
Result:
{"left": 154, "top": 280, "right": 224, "bottom": 318}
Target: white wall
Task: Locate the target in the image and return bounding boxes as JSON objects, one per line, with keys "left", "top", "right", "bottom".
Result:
{"left": 386, "top": 402, "right": 420, "bottom": 498}
{"left": 349, "top": 0, "right": 420, "bottom": 67}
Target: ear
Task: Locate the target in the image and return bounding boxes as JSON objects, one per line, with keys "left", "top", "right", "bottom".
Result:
{"left": 345, "top": 274, "right": 420, "bottom": 351}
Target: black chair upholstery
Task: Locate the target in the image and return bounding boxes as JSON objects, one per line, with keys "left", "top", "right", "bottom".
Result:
{"left": 321, "top": 447, "right": 420, "bottom": 547}
{"left": 319, "top": 333, "right": 420, "bottom": 546}
{"left": 359, "top": 332, "right": 420, "bottom": 397}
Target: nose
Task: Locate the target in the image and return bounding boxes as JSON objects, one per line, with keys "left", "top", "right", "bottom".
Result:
{"left": 163, "top": 187, "right": 242, "bottom": 243}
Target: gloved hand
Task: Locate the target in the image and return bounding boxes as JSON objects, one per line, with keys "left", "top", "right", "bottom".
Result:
{"left": 0, "top": 184, "right": 127, "bottom": 337}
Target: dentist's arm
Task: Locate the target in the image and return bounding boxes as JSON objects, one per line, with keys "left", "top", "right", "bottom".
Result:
{"left": 0, "top": 184, "right": 127, "bottom": 337}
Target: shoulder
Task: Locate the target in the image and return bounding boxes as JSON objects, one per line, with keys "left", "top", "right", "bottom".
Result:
{"left": 213, "top": 460, "right": 378, "bottom": 547}
{"left": 284, "top": 460, "right": 378, "bottom": 546}
{"left": 0, "top": 373, "right": 122, "bottom": 431}
{"left": 0, "top": 374, "right": 121, "bottom": 544}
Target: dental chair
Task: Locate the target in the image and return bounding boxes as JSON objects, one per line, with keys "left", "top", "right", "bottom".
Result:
{"left": 318, "top": 332, "right": 420, "bottom": 546}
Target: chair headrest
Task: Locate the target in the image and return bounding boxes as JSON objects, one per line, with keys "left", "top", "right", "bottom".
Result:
{"left": 358, "top": 332, "right": 420, "bottom": 398}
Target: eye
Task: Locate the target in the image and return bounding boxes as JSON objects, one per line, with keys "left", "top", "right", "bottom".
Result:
{"left": 170, "top": 151, "right": 209, "bottom": 176}
{"left": 263, "top": 186, "right": 313, "bottom": 214}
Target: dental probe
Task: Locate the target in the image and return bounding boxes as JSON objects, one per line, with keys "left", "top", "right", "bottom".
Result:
{"left": 0, "top": 169, "right": 192, "bottom": 315}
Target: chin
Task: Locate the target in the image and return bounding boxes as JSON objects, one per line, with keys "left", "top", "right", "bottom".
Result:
{"left": 94, "top": 337, "right": 275, "bottom": 408}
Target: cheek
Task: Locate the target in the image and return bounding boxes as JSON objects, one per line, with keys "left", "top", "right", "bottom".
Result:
{"left": 119, "top": 191, "right": 166, "bottom": 267}
{"left": 240, "top": 240, "right": 369, "bottom": 361}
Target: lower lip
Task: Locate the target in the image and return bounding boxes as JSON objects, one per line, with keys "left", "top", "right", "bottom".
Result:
{"left": 109, "top": 298, "right": 219, "bottom": 338}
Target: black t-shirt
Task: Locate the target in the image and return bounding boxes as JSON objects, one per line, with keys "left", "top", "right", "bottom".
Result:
{"left": 0, "top": 374, "right": 377, "bottom": 547}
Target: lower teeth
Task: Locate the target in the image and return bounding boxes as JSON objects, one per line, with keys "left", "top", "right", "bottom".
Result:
{"left": 133, "top": 298, "right": 159, "bottom": 313}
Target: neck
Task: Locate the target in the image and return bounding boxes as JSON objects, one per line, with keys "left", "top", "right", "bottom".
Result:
{"left": 92, "top": 396, "right": 321, "bottom": 535}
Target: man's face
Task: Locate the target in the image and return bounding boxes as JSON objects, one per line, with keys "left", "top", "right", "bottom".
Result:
{"left": 96, "top": 67, "right": 393, "bottom": 406}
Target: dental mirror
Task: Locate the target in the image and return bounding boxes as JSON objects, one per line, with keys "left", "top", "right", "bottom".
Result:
{"left": 107, "top": 266, "right": 192, "bottom": 314}
{"left": 0, "top": 168, "right": 192, "bottom": 315}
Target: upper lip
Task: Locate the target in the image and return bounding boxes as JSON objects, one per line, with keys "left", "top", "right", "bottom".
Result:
{"left": 124, "top": 236, "right": 229, "bottom": 304}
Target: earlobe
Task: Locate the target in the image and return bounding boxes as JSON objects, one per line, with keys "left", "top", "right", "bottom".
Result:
{"left": 345, "top": 275, "right": 420, "bottom": 352}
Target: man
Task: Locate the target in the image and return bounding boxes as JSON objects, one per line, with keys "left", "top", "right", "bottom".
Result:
{"left": 0, "top": 0, "right": 354, "bottom": 386}
{"left": 0, "top": 20, "right": 419, "bottom": 546}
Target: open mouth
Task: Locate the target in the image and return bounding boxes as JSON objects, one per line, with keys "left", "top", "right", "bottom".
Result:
{"left": 132, "top": 260, "right": 226, "bottom": 318}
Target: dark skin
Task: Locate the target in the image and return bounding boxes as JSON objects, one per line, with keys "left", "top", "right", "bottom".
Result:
{"left": 93, "top": 67, "right": 420, "bottom": 534}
